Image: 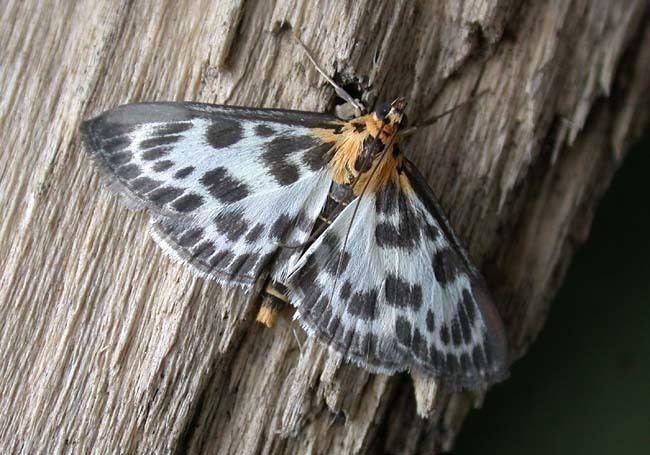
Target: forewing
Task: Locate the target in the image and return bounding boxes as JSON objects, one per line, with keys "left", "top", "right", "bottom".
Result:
{"left": 286, "top": 160, "right": 508, "bottom": 389}
{"left": 81, "top": 102, "right": 340, "bottom": 287}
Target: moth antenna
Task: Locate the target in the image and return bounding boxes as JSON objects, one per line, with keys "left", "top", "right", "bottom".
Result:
{"left": 401, "top": 89, "right": 491, "bottom": 137}
{"left": 292, "top": 32, "right": 366, "bottom": 115}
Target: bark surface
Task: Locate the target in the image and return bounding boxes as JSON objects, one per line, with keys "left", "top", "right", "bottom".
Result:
{"left": 1, "top": 1, "right": 648, "bottom": 453}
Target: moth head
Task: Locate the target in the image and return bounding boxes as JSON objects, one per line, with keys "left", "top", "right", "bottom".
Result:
{"left": 373, "top": 97, "right": 408, "bottom": 130}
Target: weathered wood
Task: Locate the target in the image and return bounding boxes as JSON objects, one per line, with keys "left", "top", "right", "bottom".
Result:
{"left": 0, "top": 1, "right": 648, "bottom": 453}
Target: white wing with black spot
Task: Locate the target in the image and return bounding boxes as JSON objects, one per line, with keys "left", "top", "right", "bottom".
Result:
{"left": 286, "top": 159, "right": 508, "bottom": 388}
{"left": 81, "top": 102, "right": 340, "bottom": 288}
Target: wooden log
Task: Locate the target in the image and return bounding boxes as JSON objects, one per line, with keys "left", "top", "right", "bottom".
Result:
{"left": 0, "top": 1, "right": 648, "bottom": 453}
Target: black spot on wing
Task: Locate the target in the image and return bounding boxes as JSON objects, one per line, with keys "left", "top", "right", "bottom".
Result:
{"left": 472, "top": 345, "right": 487, "bottom": 370}
{"left": 347, "top": 289, "right": 378, "bottom": 321}
{"left": 153, "top": 160, "right": 174, "bottom": 172}
{"left": 154, "top": 122, "right": 192, "bottom": 136}
{"left": 423, "top": 223, "right": 440, "bottom": 242}
{"left": 158, "top": 221, "right": 184, "bottom": 237}
{"left": 257, "top": 252, "right": 274, "bottom": 271}
{"left": 322, "top": 231, "right": 339, "bottom": 249}
{"left": 335, "top": 329, "right": 353, "bottom": 353}
{"left": 174, "top": 166, "right": 195, "bottom": 179}
{"left": 429, "top": 345, "right": 442, "bottom": 368}
{"left": 172, "top": 193, "right": 204, "bottom": 213}
{"left": 272, "top": 162, "right": 299, "bottom": 185}
{"left": 141, "top": 148, "right": 171, "bottom": 161}
{"left": 432, "top": 248, "right": 462, "bottom": 285}
{"left": 141, "top": 134, "right": 182, "bottom": 150}
{"left": 426, "top": 310, "right": 435, "bottom": 332}
{"left": 192, "top": 241, "right": 216, "bottom": 261}
{"left": 412, "top": 328, "right": 428, "bottom": 360}
{"left": 263, "top": 135, "right": 321, "bottom": 185}
{"left": 214, "top": 211, "right": 248, "bottom": 242}
{"left": 302, "top": 142, "right": 331, "bottom": 170}
{"left": 107, "top": 150, "right": 132, "bottom": 166}
{"left": 205, "top": 118, "right": 243, "bottom": 149}
{"left": 339, "top": 281, "right": 352, "bottom": 300}
{"left": 294, "top": 255, "right": 319, "bottom": 289}
{"left": 375, "top": 180, "right": 398, "bottom": 215}
{"left": 304, "top": 295, "right": 328, "bottom": 320}
{"left": 395, "top": 316, "right": 412, "bottom": 346}
{"left": 440, "top": 324, "right": 450, "bottom": 345}
{"left": 385, "top": 275, "right": 423, "bottom": 311}
{"left": 274, "top": 245, "right": 299, "bottom": 271}
{"left": 375, "top": 221, "right": 421, "bottom": 249}
{"left": 102, "top": 135, "right": 131, "bottom": 154}
{"left": 131, "top": 177, "right": 162, "bottom": 193}
{"left": 178, "top": 227, "right": 204, "bottom": 247}
{"left": 269, "top": 214, "right": 292, "bottom": 240}
{"left": 229, "top": 253, "right": 260, "bottom": 276}
{"left": 245, "top": 223, "right": 265, "bottom": 243}
{"left": 461, "top": 288, "right": 476, "bottom": 324}
{"left": 399, "top": 193, "right": 423, "bottom": 241}
{"left": 148, "top": 186, "right": 183, "bottom": 205}
{"left": 459, "top": 315, "right": 472, "bottom": 344}
{"left": 460, "top": 353, "right": 471, "bottom": 372}
{"left": 209, "top": 250, "right": 235, "bottom": 269}
{"left": 458, "top": 294, "right": 474, "bottom": 343}
{"left": 374, "top": 222, "right": 397, "bottom": 244}
{"left": 200, "top": 166, "right": 250, "bottom": 203}
{"left": 326, "top": 315, "right": 347, "bottom": 344}
{"left": 325, "top": 251, "right": 350, "bottom": 276}
{"left": 451, "top": 318, "right": 463, "bottom": 346}
{"left": 117, "top": 164, "right": 141, "bottom": 180}
{"left": 254, "top": 124, "right": 275, "bottom": 137}
{"left": 317, "top": 232, "right": 350, "bottom": 274}
{"left": 295, "top": 210, "right": 314, "bottom": 233}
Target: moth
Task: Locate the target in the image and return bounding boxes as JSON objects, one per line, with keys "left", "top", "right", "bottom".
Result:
{"left": 80, "top": 76, "right": 508, "bottom": 390}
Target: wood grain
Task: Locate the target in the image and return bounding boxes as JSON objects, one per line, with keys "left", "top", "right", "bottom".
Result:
{"left": 1, "top": 1, "right": 648, "bottom": 453}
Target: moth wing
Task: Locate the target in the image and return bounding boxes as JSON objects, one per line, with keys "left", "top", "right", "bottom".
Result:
{"left": 286, "top": 159, "right": 508, "bottom": 388}
{"left": 81, "top": 102, "right": 341, "bottom": 287}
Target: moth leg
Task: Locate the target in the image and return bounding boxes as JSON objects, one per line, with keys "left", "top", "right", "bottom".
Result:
{"left": 292, "top": 33, "right": 366, "bottom": 118}
{"left": 256, "top": 281, "right": 290, "bottom": 327}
